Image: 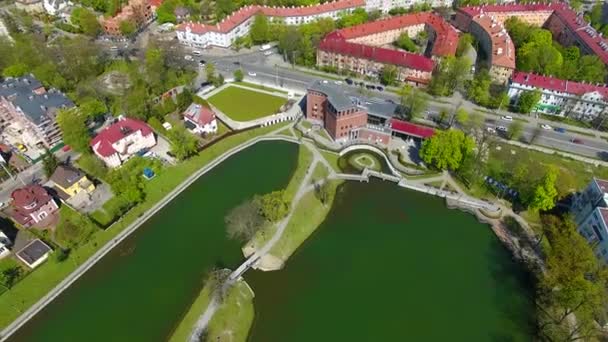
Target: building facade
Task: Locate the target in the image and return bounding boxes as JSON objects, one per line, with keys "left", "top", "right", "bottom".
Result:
{"left": 49, "top": 165, "right": 95, "bottom": 199}
{"left": 100, "top": 0, "right": 153, "bottom": 36}
{"left": 571, "top": 178, "right": 608, "bottom": 262}
{"left": 365, "top": 0, "right": 452, "bottom": 13}
{"left": 90, "top": 117, "right": 157, "bottom": 168}
{"left": 9, "top": 185, "right": 59, "bottom": 228}
{"left": 507, "top": 71, "right": 608, "bottom": 120}
{"left": 0, "top": 75, "right": 73, "bottom": 148}
{"left": 176, "top": 0, "right": 363, "bottom": 49}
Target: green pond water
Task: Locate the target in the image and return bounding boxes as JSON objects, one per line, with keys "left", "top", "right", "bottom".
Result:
{"left": 8, "top": 141, "right": 534, "bottom": 342}
{"left": 246, "top": 180, "right": 535, "bottom": 342}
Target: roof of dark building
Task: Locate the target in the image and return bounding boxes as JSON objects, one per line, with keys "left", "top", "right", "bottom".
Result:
{"left": 49, "top": 165, "right": 85, "bottom": 189}
{"left": 0, "top": 75, "right": 74, "bottom": 124}
{"left": 16, "top": 239, "right": 51, "bottom": 266}
{"left": 308, "top": 80, "right": 358, "bottom": 112}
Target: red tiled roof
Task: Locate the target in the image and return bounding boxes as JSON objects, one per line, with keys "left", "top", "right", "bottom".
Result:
{"left": 511, "top": 71, "right": 608, "bottom": 98}
{"left": 90, "top": 118, "right": 153, "bottom": 157}
{"left": 336, "top": 12, "right": 459, "bottom": 57}
{"left": 458, "top": 3, "right": 608, "bottom": 65}
{"left": 319, "top": 33, "right": 435, "bottom": 72}
{"left": 149, "top": 0, "right": 162, "bottom": 7}
{"left": 176, "top": 0, "right": 364, "bottom": 35}
{"left": 10, "top": 185, "right": 53, "bottom": 226}
{"left": 472, "top": 14, "right": 515, "bottom": 69}
{"left": 184, "top": 104, "right": 215, "bottom": 126}
{"left": 389, "top": 119, "right": 435, "bottom": 138}
{"left": 595, "top": 178, "right": 608, "bottom": 193}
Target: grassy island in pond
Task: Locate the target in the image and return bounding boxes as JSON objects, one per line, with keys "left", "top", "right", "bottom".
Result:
{"left": 208, "top": 86, "right": 287, "bottom": 121}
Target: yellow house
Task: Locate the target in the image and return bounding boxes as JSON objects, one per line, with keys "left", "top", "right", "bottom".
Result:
{"left": 49, "top": 165, "right": 95, "bottom": 199}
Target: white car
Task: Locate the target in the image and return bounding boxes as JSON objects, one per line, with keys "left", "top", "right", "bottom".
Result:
{"left": 540, "top": 124, "right": 552, "bottom": 130}
{"left": 496, "top": 126, "right": 507, "bottom": 132}
{"left": 334, "top": 80, "right": 343, "bottom": 85}
{"left": 248, "top": 71, "right": 257, "bottom": 77}
{"left": 184, "top": 55, "right": 193, "bottom": 61}
{"left": 501, "top": 115, "right": 513, "bottom": 121}
{"left": 263, "top": 51, "right": 272, "bottom": 56}
{"left": 192, "top": 50, "right": 202, "bottom": 56}
{"left": 486, "top": 127, "right": 496, "bottom": 134}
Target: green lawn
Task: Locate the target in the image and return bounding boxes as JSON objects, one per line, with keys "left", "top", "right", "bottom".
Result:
{"left": 168, "top": 282, "right": 212, "bottom": 342}
{"left": 284, "top": 145, "right": 313, "bottom": 201}
{"left": 206, "top": 280, "right": 254, "bottom": 342}
{"left": 319, "top": 150, "right": 340, "bottom": 173}
{"left": 233, "top": 82, "right": 288, "bottom": 94}
{"left": 54, "top": 206, "right": 99, "bottom": 249}
{"left": 0, "top": 122, "right": 289, "bottom": 330}
{"left": 208, "top": 86, "right": 287, "bottom": 121}
{"left": 269, "top": 180, "right": 342, "bottom": 261}
{"left": 317, "top": 128, "right": 332, "bottom": 141}
{"left": 300, "top": 120, "right": 313, "bottom": 130}
{"left": 311, "top": 162, "right": 329, "bottom": 182}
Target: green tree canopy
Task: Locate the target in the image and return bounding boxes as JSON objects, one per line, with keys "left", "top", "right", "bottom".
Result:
{"left": 528, "top": 166, "right": 558, "bottom": 211}
{"left": 517, "top": 89, "right": 541, "bottom": 114}
{"left": 399, "top": 85, "right": 427, "bottom": 120}
{"left": 379, "top": 65, "right": 398, "bottom": 86}
{"left": 250, "top": 14, "right": 270, "bottom": 44}
{"left": 255, "top": 190, "right": 289, "bottom": 222}
{"left": 419, "top": 129, "right": 476, "bottom": 170}
{"left": 57, "top": 108, "right": 91, "bottom": 153}
{"left": 42, "top": 149, "right": 59, "bottom": 178}
{"left": 395, "top": 32, "right": 417, "bottom": 52}
{"left": 166, "top": 126, "right": 198, "bottom": 160}
{"left": 71, "top": 7, "right": 101, "bottom": 36}
{"left": 233, "top": 68, "right": 244, "bottom": 82}
{"left": 119, "top": 20, "right": 136, "bottom": 36}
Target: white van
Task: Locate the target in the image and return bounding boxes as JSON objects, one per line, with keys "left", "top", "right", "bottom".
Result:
{"left": 259, "top": 44, "right": 272, "bottom": 51}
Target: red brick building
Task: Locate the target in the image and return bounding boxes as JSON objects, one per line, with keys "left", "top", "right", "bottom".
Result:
{"left": 9, "top": 184, "right": 59, "bottom": 228}
{"left": 100, "top": 0, "right": 153, "bottom": 36}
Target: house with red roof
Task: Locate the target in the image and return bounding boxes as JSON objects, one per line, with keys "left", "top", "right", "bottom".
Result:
{"left": 9, "top": 184, "right": 59, "bottom": 228}
{"left": 183, "top": 103, "right": 217, "bottom": 135}
{"left": 508, "top": 71, "right": 608, "bottom": 120}
{"left": 90, "top": 117, "right": 157, "bottom": 168}
{"left": 176, "top": 0, "right": 363, "bottom": 49}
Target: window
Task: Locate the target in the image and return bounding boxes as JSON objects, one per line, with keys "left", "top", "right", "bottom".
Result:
{"left": 38, "top": 211, "right": 48, "bottom": 220}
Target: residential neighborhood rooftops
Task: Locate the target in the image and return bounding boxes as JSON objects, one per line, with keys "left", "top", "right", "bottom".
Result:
{"left": 49, "top": 165, "right": 86, "bottom": 189}
{"left": 90, "top": 118, "right": 154, "bottom": 157}
{"left": 11, "top": 184, "right": 53, "bottom": 214}
{"left": 176, "top": 0, "right": 364, "bottom": 35}
{"left": 0, "top": 75, "right": 73, "bottom": 124}
{"left": 15, "top": 239, "right": 51, "bottom": 268}
{"left": 390, "top": 119, "right": 435, "bottom": 138}
{"left": 511, "top": 71, "right": 608, "bottom": 98}
{"left": 472, "top": 14, "right": 515, "bottom": 70}
{"left": 319, "top": 32, "right": 435, "bottom": 72}
{"left": 183, "top": 103, "right": 215, "bottom": 126}
{"left": 308, "top": 80, "right": 359, "bottom": 111}
{"left": 335, "top": 12, "right": 459, "bottom": 57}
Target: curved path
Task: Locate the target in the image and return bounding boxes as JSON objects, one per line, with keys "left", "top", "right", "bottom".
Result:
{"left": 0, "top": 125, "right": 297, "bottom": 342}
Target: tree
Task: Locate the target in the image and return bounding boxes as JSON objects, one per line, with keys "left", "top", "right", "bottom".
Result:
{"left": 507, "top": 121, "right": 524, "bottom": 141}
{"left": 419, "top": 129, "right": 476, "bottom": 170}
{"left": 250, "top": 14, "right": 269, "bottom": 44}
{"left": 77, "top": 153, "right": 107, "bottom": 179}
{"left": 233, "top": 68, "right": 243, "bottom": 82}
{"left": 205, "top": 62, "right": 216, "bottom": 83}
{"left": 166, "top": 126, "right": 198, "bottom": 160}
{"left": 517, "top": 90, "right": 541, "bottom": 114}
{"left": 456, "top": 33, "right": 474, "bottom": 57}
{"left": 379, "top": 65, "right": 398, "bottom": 86}
{"left": 314, "top": 182, "right": 330, "bottom": 205}
{"left": 337, "top": 8, "right": 368, "bottom": 28}
{"left": 429, "top": 56, "right": 471, "bottom": 96}
{"left": 0, "top": 266, "right": 22, "bottom": 289}
{"left": 454, "top": 108, "right": 469, "bottom": 128}
{"left": 224, "top": 199, "right": 265, "bottom": 242}
{"left": 395, "top": 32, "right": 417, "bottom": 52}
{"left": 255, "top": 190, "right": 289, "bottom": 222}
{"left": 2, "top": 63, "right": 28, "bottom": 77}
{"left": 528, "top": 167, "right": 558, "bottom": 211}
{"left": 57, "top": 109, "right": 91, "bottom": 153}
{"left": 119, "top": 20, "right": 136, "bottom": 36}
{"left": 78, "top": 98, "right": 107, "bottom": 119}
{"left": 42, "top": 149, "right": 59, "bottom": 177}
{"left": 208, "top": 268, "right": 231, "bottom": 304}
{"left": 399, "top": 85, "right": 427, "bottom": 120}
{"left": 71, "top": 7, "right": 101, "bottom": 36}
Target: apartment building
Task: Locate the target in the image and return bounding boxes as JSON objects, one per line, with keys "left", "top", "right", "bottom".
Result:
{"left": 571, "top": 178, "right": 608, "bottom": 262}
{"left": 507, "top": 71, "right": 608, "bottom": 120}
{"left": 100, "top": 0, "right": 153, "bottom": 36}
{"left": 0, "top": 75, "right": 73, "bottom": 148}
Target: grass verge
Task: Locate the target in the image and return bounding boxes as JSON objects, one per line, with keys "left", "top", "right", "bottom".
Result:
{"left": 0, "top": 123, "right": 288, "bottom": 330}
{"left": 206, "top": 280, "right": 254, "bottom": 342}
{"left": 168, "top": 282, "right": 212, "bottom": 342}
{"left": 208, "top": 86, "right": 287, "bottom": 121}
{"left": 319, "top": 150, "right": 340, "bottom": 173}
{"left": 284, "top": 145, "right": 313, "bottom": 201}
{"left": 233, "top": 81, "right": 288, "bottom": 94}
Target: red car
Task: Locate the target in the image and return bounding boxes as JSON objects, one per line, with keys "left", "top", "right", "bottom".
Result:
{"left": 62, "top": 145, "right": 71, "bottom": 152}
{"left": 571, "top": 138, "right": 583, "bottom": 144}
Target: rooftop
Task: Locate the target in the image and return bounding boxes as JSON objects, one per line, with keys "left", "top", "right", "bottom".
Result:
{"left": 11, "top": 184, "right": 53, "bottom": 213}
{"left": 511, "top": 71, "right": 608, "bottom": 98}
{"left": 390, "top": 119, "right": 435, "bottom": 138}
{"left": 183, "top": 103, "right": 216, "bottom": 126}
{"left": 90, "top": 117, "right": 153, "bottom": 157}
{"left": 16, "top": 239, "right": 51, "bottom": 267}
{"left": 49, "top": 165, "right": 86, "bottom": 189}
{"left": 0, "top": 75, "right": 74, "bottom": 124}
{"left": 308, "top": 80, "right": 359, "bottom": 111}
{"left": 336, "top": 12, "right": 459, "bottom": 57}
{"left": 472, "top": 14, "right": 515, "bottom": 69}
{"left": 177, "top": 0, "right": 364, "bottom": 35}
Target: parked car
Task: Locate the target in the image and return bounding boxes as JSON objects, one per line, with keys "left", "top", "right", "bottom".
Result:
{"left": 200, "top": 81, "right": 211, "bottom": 88}
{"left": 540, "top": 124, "right": 552, "bottom": 130}
{"left": 264, "top": 51, "right": 272, "bottom": 56}
{"left": 259, "top": 44, "right": 272, "bottom": 51}
{"left": 233, "top": 61, "right": 241, "bottom": 65}
{"left": 496, "top": 126, "right": 507, "bottom": 132}
{"left": 192, "top": 50, "right": 202, "bottom": 56}
{"left": 184, "top": 55, "right": 193, "bottom": 61}
{"left": 571, "top": 138, "right": 584, "bottom": 144}
{"left": 376, "top": 86, "right": 384, "bottom": 91}
{"left": 248, "top": 71, "right": 257, "bottom": 77}
{"left": 486, "top": 127, "right": 497, "bottom": 134}
{"left": 62, "top": 145, "right": 71, "bottom": 152}
{"left": 365, "top": 84, "right": 376, "bottom": 90}
{"left": 345, "top": 78, "right": 353, "bottom": 85}
{"left": 501, "top": 115, "right": 513, "bottom": 121}
{"left": 16, "top": 143, "right": 27, "bottom": 152}
{"left": 334, "top": 80, "right": 343, "bottom": 85}
{"left": 554, "top": 127, "right": 566, "bottom": 133}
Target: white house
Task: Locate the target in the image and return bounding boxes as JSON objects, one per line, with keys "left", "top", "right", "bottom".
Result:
{"left": 183, "top": 103, "right": 218, "bottom": 135}
{"left": 572, "top": 178, "right": 608, "bottom": 263}
{"left": 90, "top": 117, "right": 157, "bottom": 168}
{"left": 16, "top": 239, "right": 52, "bottom": 269}
{"left": 508, "top": 71, "right": 608, "bottom": 121}
{"left": 43, "top": 0, "right": 70, "bottom": 16}
{"left": 0, "top": 231, "right": 11, "bottom": 259}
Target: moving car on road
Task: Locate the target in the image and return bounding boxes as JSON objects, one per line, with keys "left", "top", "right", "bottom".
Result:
{"left": 571, "top": 138, "right": 584, "bottom": 144}
{"left": 554, "top": 127, "right": 566, "bottom": 133}
{"left": 192, "top": 50, "right": 202, "bottom": 56}
{"left": 259, "top": 44, "right": 272, "bottom": 51}
{"left": 496, "top": 126, "right": 507, "bottom": 132}
{"left": 486, "top": 127, "right": 496, "bottom": 134}
{"left": 501, "top": 115, "right": 513, "bottom": 121}
{"left": 263, "top": 51, "right": 272, "bottom": 56}
{"left": 540, "top": 124, "right": 552, "bottom": 130}
{"left": 248, "top": 71, "right": 257, "bottom": 77}
{"left": 345, "top": 78, "right": 353, "bottom": 85}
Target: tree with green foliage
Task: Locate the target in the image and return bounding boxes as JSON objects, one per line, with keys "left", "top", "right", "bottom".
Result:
{"left": 156, "top": 0, "right": 177, "bottom": 24}
{"left": 57, "top": 109, "right": 90, "bottom": 154}
{"left": 233, "top": 68, "right": 244, "bottom": 82}
{"left": 456, "top": 33, "right": 474, "bottom": 57}
{"left": 78, "top": 98, "right": 107, "bottom": 119}
{"left": 250, "top": 14, "right": 269, "bottom": 44}
{"left": 517, "top": 90, "right": 541, "bottom": 114}
{"left": 224, "top": 199, "right": 265, "bottom": 242}
{"left": 176, "top": 88, "right": 193, "bottom": 112}
{"left": 395, "top": 32, "right": 417, "bottom": 52}
{"left": 379, "top": 65, "right": 398, "bottom": 86}
{"left": 528, "top": 167, "right": 558, "bottom": 211}
{"left": 119, "top": 20, "right": 136, "bottom": 36}
{"left": 429, "top": 56, "right": 471, "bottom": 96}
{"left": 2, "top": 63, "right": 28, "bottom": 77}
{"left": 205, "top": 62, "right": 216, "bottom": 83}
{"left": 337, "top": 8, "right": 368, "bottom": 28}
{"left": 455, "top": 108, "right": 469, "bottom": 128}
{"left": 42, "top": 149, "right": 59, "bottom": 178}
{"left": 255, "top": 190, "right": 289, "bottom": 222}
{"left": 77, "top": 153, "right": 107, "bottom": 179}
{"left": 399, "top": 85, "right": 427, "bottom": 120}
{"left": 507, "top": 120, "right": 524, "bottom": 141}
{"left": 71, "top": 7, "right": 101, "bottom": 36}
{"left": 419, "top": 129, "right": 475, "bottom": 170}
{"left": 0, "top": 266, "right": 22, "bottom": 289}
{"left": 166, "top": 126, "right": 198, "bottom": 160}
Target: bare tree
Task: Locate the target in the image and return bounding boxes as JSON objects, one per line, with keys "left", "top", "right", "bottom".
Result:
{"left": 208, "top": 268, "right": 231, "bottom": 304}
{"left": 224, "top": 200, "right": 264, "bottom": 242}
